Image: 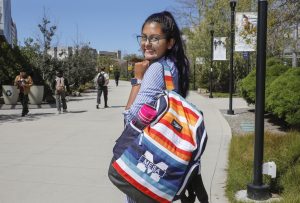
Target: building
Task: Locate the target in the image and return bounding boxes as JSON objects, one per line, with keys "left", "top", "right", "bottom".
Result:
{"left": 48, "top": 46, "right": 98, "bottom": 60}
{"left": 0, "top": 0, "right": 17, "bottom": 45}
{"left": 48, "top": 46, "right": 73, "bottom": 60}
{"left": 10, "top": 20, "right": 17, "bottom": 44}
{"left": 98, "top": 50, "right": 121, "bottom": 59}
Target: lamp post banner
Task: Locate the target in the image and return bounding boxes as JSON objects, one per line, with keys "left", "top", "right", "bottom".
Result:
{"left": 235, "top": 12, "right": 257, "bottom": 52}
{"left": 213, "top": 37, "right": 227, "bottom": 60}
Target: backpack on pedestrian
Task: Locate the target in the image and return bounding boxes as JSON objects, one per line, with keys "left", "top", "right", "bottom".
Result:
{"left": 55, "top": 77, "right": 65, "bottom": 93}
{"left": 108, "top": 61, "right": 208, "bottom": 203}
{"left": 97, "top": 73, "right": 105, "bottom": 87}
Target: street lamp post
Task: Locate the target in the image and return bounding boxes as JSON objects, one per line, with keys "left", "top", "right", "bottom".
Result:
{"left": 228, "top": 0, "right": 236, "bottom": 115}
{"left": 209, "top": 24, "right": 214, "bottom": 98}
{"left": 247, "top": 0, "right": 270, "bottom": 200}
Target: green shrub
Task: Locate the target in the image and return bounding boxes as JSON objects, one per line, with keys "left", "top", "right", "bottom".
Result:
{"left": 265, "top": 64, "right": 290, "bottom": 96}
{"left": 77, "top": 82, "right": 94, "bottom": 93}
{"left": 266, "top": 57, "right": 283, "bottom": 67}
{"left": 238, "top": 63, "right": 290, "bottom": 105}
{"left": 266, "top": 68, "right": 300, "bottom": 127}
{"left": 238, "top": 69, "right": 256, "bottom": 104}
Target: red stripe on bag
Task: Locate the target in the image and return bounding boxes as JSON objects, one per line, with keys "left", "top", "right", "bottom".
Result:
{"left": 112, "top": 161, "right": 171, "bottom": 203}
{"left": 146, "top": 128, "right": 192, "bottom": 161}
{"left": 159, "top": 118, "right": 195, "bottom": 145}
{"left": 169, "top": 97, "right": 199, "bottom": 121}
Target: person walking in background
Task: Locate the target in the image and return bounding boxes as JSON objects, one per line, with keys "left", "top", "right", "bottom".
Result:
{"left": 14, "top": 67, "right": 33, "bottom": 117}
{"left": 94, "top": 67, "right": 109, "bottom": 109}
{"left": 52, "top": 70, "right": 70, "bottom": 114}
{"left": 114, "top": 69, "right": 120, "bottom": 86}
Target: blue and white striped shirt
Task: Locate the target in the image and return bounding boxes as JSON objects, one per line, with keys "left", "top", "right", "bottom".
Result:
{"left": 124, "top": 57, "right": 179, "bottom": 124}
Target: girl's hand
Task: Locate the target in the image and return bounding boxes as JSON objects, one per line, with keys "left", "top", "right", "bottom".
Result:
{"left": 134, "top": 60, "right": 149, "bottom": 79}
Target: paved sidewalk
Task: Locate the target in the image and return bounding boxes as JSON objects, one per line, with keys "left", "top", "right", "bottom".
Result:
{"left": 0, "top": 80, "right": 248, "bottom": 203}
{"left": 186, "top": 93, "right": 249, "bottom": 203}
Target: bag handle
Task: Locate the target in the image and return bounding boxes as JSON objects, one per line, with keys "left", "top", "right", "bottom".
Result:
{"left": 161, "top": 60, "right": 175, "bottom": 91}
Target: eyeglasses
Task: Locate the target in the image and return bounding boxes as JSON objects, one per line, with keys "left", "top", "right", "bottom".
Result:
{"left": 136, "top": 35, "right": 167, "bottom": 45}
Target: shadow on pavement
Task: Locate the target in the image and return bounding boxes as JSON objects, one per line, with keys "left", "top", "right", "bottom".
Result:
{"left": 110, "top": 106, "right": 126, "bottom": 108}
{"left": 0, "top": 103, "right": 56, "bottom": 110}
{"left": 68, "top": 98, "right": 95, "bottom": 102}
{"left": 0, "top": 104, "right": 18, "bottom": 109}
{"left": 66, "top": 110, "right": 87, "bottom": 113}
{"left": 0, "top": 112, "right": 55, "bottom": 124}
{"left": 83, "top": 89, "right": 97, "bottom": 93}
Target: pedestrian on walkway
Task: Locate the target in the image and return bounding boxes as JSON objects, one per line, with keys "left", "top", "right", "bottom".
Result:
{"left": 94, "top": 67, "right": 109, "bottom": 109}
{"left": 114, "top": 69, "right": 120, "bottom": 86}
{"left": 109, "top": 11, "right": 208, "bottom": 203}
{"left": 52, "top": 70, "right": 70, "bottom": 114}
{"left": 14, "top": 67, "right": 33, "bottom": 117}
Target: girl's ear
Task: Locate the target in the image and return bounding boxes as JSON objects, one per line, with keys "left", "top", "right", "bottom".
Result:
{"left": 167, "top": 38, "right": 175, "bottom": 50}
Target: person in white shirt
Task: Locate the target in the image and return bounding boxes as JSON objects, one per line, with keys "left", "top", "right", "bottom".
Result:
{"left": 94, "top": 67, "right": 109, "bottom": 108}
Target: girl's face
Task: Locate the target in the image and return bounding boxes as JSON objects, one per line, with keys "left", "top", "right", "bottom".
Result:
{"left": 140, "top": 22, "right": 174, "bottom": 61}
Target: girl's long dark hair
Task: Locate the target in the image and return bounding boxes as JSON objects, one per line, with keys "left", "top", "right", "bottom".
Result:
{"left": 142, "top": 11, "right": 190, "bottom": 98}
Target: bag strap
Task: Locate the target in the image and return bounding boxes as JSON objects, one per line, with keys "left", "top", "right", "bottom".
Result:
{"left": 161, "top": 60, "right": 175, "bottom": 91}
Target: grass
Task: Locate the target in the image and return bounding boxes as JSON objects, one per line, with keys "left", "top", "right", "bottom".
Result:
{"left": 196, "top": 88, "right": 241, "bottom": 98}
{"left": 226, "top": 131, "right": 300, "bottom": 202}
{"left": 212, "top": 92, "right": 240, "bottom": 98}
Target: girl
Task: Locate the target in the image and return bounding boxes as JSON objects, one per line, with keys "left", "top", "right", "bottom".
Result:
{"left": 122, "top": 11, "right": 194, "bottom": 203}
{"left": 124, "top": 11, "right": 189, "bottom": 125}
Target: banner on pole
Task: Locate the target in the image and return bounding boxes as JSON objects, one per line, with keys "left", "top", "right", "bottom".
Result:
{"left": 213, "top": 37, "right": 227, "bottom": 60}
{"left": 235, "top": 12, "right": 257, "bottom": 52}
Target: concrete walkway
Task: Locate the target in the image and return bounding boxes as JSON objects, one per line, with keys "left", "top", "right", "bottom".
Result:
{"left": 0, "top": 80, "right": 249, "bottom": 203}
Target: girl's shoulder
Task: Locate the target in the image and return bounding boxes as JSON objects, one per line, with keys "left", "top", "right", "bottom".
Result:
{"left": 149, "top": 57, "right": 175, "bottom": 69}
{"left": 147, "top": 60, "right": 164, "bottom": 74}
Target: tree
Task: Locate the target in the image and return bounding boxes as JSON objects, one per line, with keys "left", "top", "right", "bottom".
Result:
{"left": 76, "top": 45, "right": 97, "bottom": 85}
{"left": 267, "top": 0, "right": 299, "bottom": 61}
{"left": 97, "top": 55, "right": 116, "bottom": 71}
{"left": 0, "top": 41, "right": 20, "bottom": 85}
{"left": 123, "top": 54, "right": 143, "bottom": 62}
{"left": 174, "top": 0, "right": 299, "bottom": 92}
{"left": 37, "top": 11, "right": 57, "bottom": 81}
{"left": 123, "top": 54, "right": 144, "bottom": 79}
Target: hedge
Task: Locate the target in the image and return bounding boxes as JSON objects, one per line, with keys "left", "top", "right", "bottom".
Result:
{"left": 238, "top": 62, "right": 290, "bottom": 104}
{"left": 238, "top": 57, "right": 300, "bottom": 127}
{"left": 266, "top": 68, "right": 300, "bottom": 127}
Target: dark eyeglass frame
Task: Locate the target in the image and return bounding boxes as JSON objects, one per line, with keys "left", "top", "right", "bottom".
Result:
{"left": 136, "top": 34, "right": 167, "bottom": 45}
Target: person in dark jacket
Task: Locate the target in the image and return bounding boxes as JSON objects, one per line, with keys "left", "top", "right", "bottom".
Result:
{"left": 114, "top": 69, "right": 120, "bottom": 86}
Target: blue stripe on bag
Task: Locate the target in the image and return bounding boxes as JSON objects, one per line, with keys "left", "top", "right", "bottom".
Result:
{"left": 127, "top": 135, "right": 187, "bottom": 170}
{"left": 124, "top": 136, "right": 188, "bottom": 189}
{"left": 122, "top": 150, "right": 178, "bottom": 193}
{"left": 121, "top": 150, "right": 177, "bottom": 196}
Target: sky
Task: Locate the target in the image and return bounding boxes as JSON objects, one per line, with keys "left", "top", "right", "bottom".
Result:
{"left": 12, "top": 0, "right": 180, "bottom": 57}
